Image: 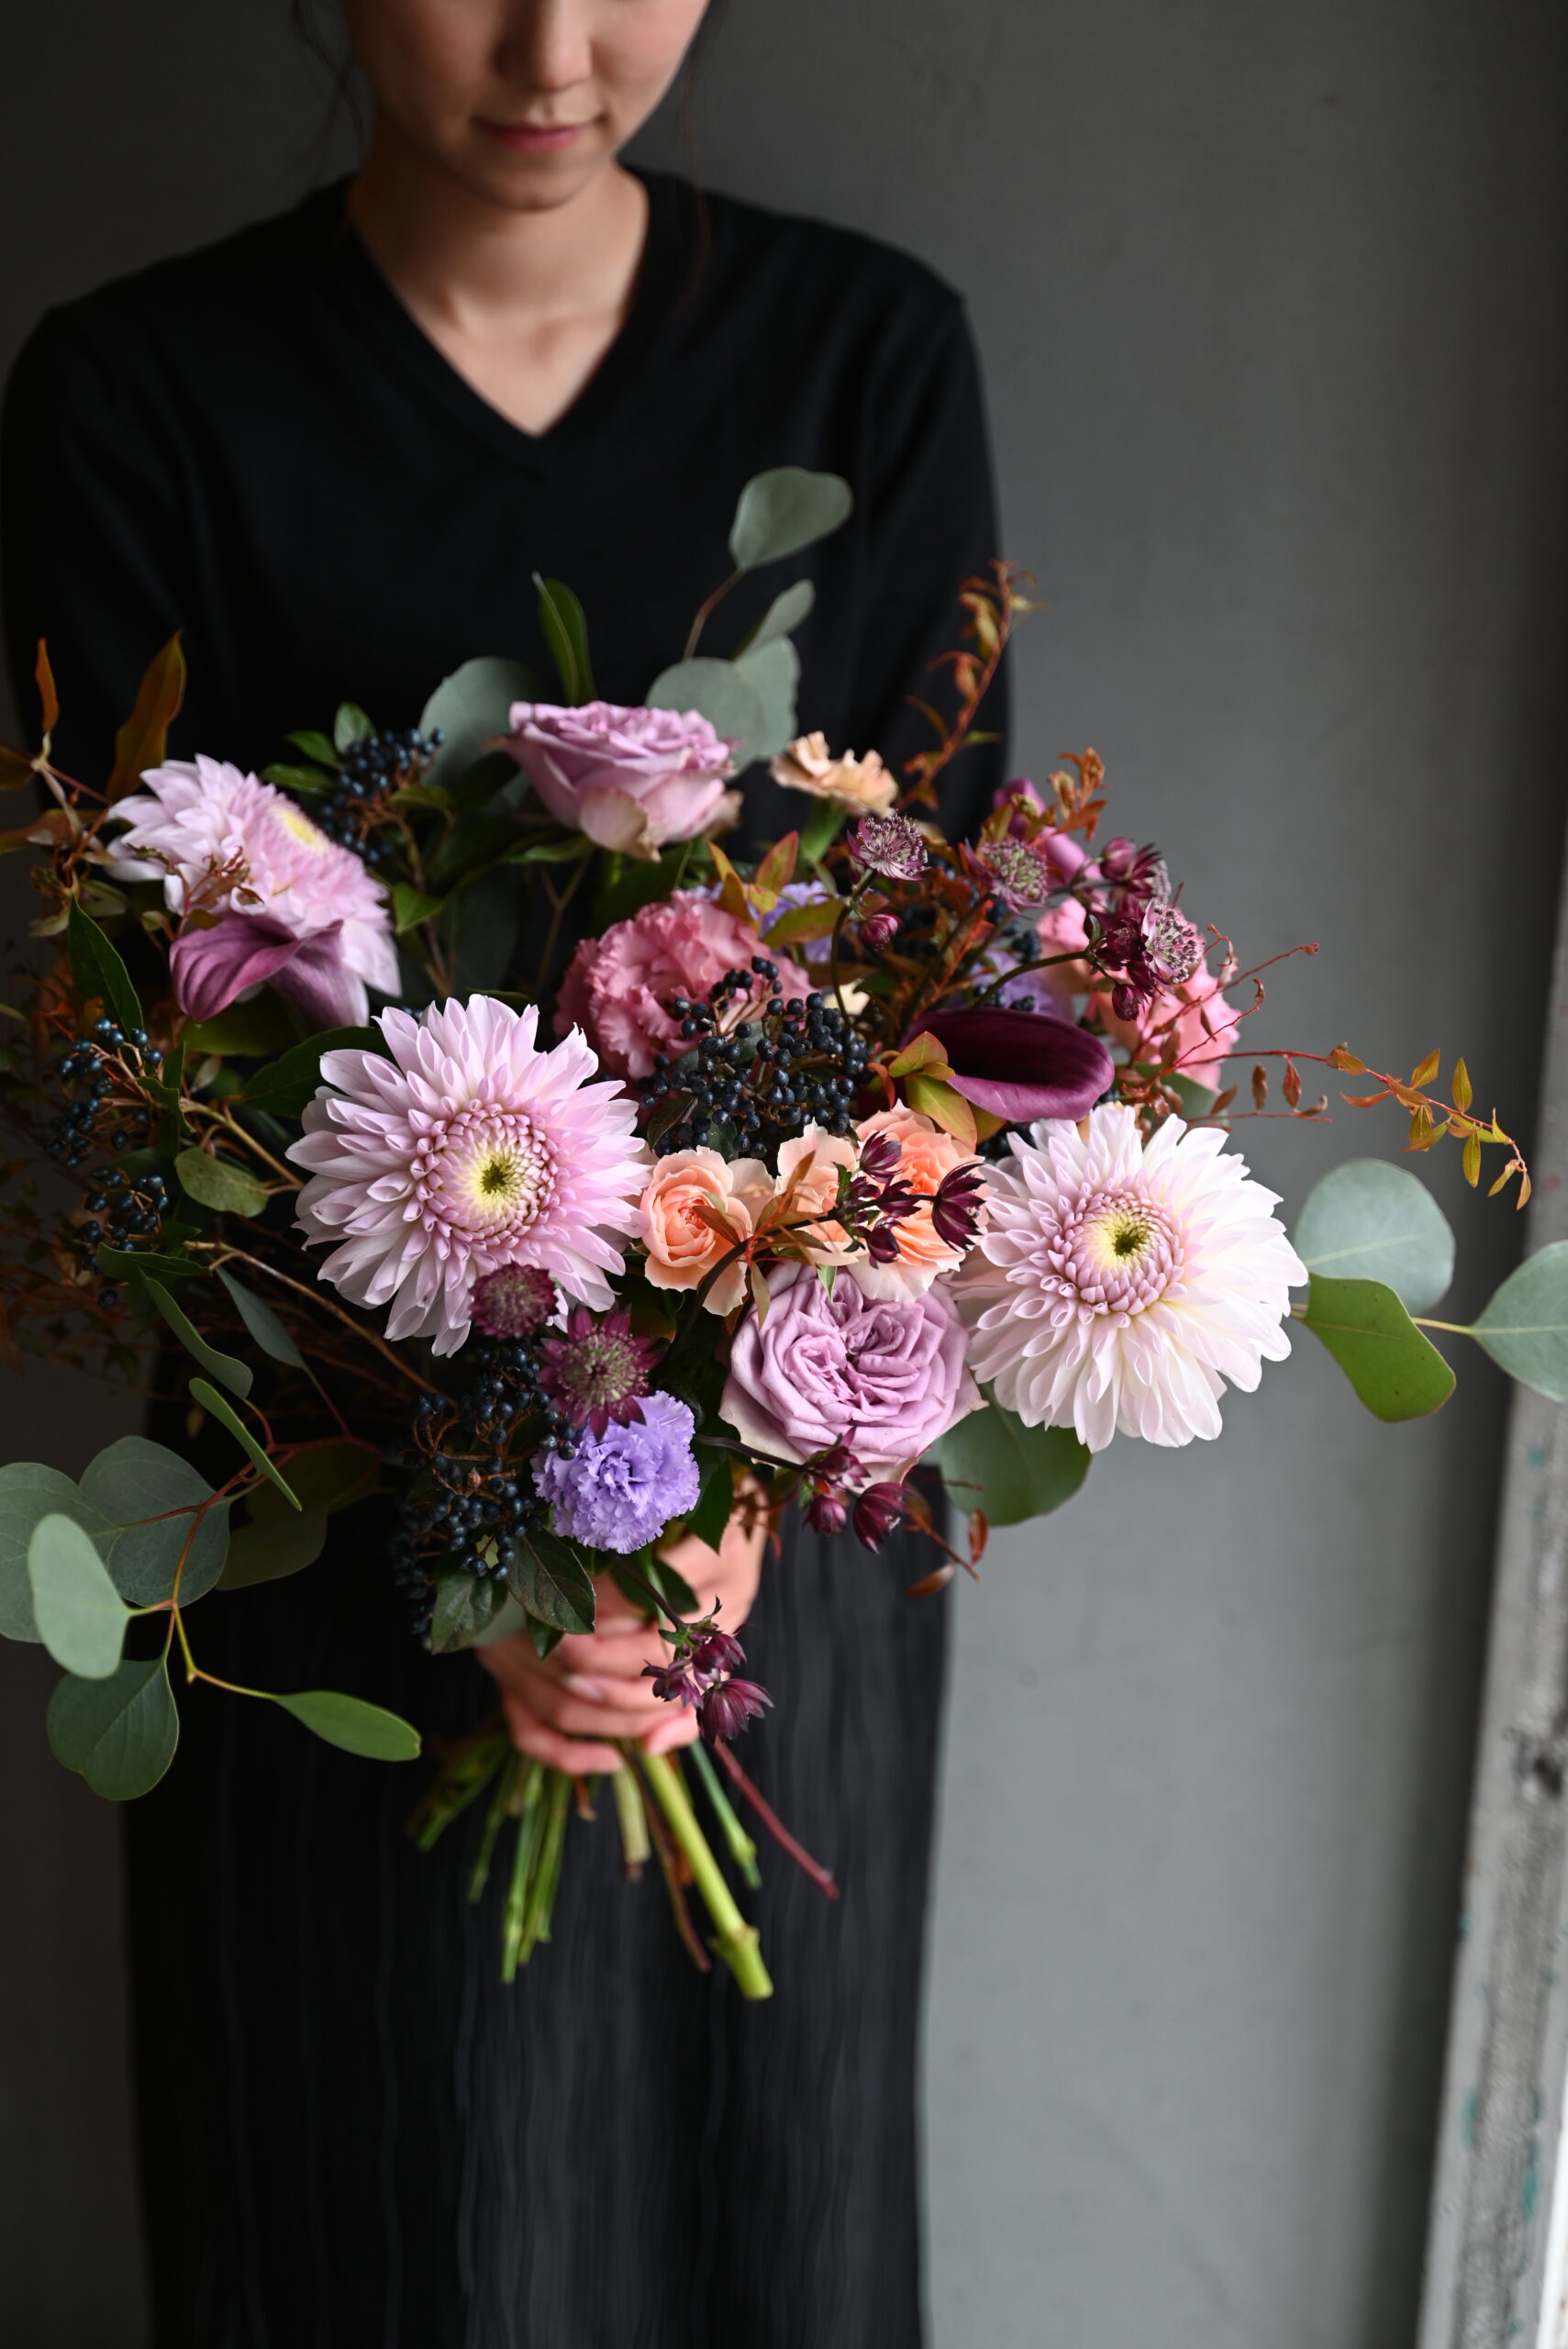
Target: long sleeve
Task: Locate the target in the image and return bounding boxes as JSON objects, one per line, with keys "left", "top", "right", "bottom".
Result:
{"left": 1, "top": 305, "right": 191, "bottom": 780}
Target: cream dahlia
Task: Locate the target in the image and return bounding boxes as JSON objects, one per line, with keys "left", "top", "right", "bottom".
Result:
{"left": 108, "top": 756, "right": 397, "bottom": 1023}
{"left": 956, "top": 1104, "right": 1305, "bottom": 1449}
{"left": 288, "top": 997, "right": 648, "bottom": 1354}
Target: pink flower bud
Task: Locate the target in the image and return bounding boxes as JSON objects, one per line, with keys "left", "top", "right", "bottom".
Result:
{"left": 860, "top": 910, "right": 900, "bottom": 952}
{"left": 851, "top": 1481, "right": 906, "bottom": 1552}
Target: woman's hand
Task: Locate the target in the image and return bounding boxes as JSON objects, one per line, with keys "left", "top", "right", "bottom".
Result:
{"left": 475, "top": 1501, "right": 768, "bottom": 1776}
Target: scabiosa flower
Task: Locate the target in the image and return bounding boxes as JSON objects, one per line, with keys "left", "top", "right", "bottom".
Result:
{"left": 956, "top": 1103, "right": 1306, "bottom": 1450}
{"left": 532, "top": 1389, "right": 700, "bottom": 1553}
{"left": 107, "top": 756, "right": 397, "bottom": 1024}
{"left": 288, "top": 996, "right": 648, "bottom": 1356}
{"left": 470, "top": 1264, "right": 557, "bottom": 1339}
{"left": 848, "top": 810, "right": 928, "bottom": 881}
{"left": 538, "top": 1304, "right": 662, "bottom": 1436}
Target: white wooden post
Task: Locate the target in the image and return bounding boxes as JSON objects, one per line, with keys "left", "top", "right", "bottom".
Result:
{"left": 1420, "top": 848, "right": 1568, "bottom": 2349}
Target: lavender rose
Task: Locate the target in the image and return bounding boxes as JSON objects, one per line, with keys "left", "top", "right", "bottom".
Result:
{"left": 720, "top": 1263, "right": 981, "bottom": 1486}
{"left": 504, "top": 699, "right": 737, "bottom": 861}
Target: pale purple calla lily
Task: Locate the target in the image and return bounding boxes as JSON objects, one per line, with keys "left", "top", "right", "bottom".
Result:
{"left": 170, "top": 911, "right": 371, "bottom": 1030}
{"left": 912, "top": 1006, "right": 1113, "bottom": 1122}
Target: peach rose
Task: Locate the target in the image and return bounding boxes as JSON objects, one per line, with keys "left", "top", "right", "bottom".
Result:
{"left": 849, "top": 1106, "right": 986, "bottom": 1300}
{"left": 770, "top": 731, "right": 896, "bottom": 815}
{"left": 637, "top": 1149, "right": 771, "bottom": 1317}
{"left": 772, "top": 1126, "right": 860, "bottom": 1260}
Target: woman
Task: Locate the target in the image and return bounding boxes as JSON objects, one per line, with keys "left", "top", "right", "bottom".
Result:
{"left": 1, "top": 4, "right": 1007, "bottom": 2341}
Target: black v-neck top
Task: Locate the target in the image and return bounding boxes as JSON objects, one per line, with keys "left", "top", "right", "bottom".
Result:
{"left": 1, "top": 170, "right": 1008, "bottom": 850}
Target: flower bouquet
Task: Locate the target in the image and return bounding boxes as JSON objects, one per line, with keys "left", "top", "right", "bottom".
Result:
{"left": 2, "top": 469, "right": 1561, "bottom": 2000}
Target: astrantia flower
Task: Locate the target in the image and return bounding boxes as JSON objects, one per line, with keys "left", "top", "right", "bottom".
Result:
{"left": 977, "top": 837, "right": 1053, "bottom": 913}
{"left": 532, "top": 1389, "right": 700, "bottom": 1553}
{"left": 108, "top": 756, "right": 396, "bottom": 1024}
{"left": 956, "top": 1104, "right": 1306, "bottom": 1450}
{"left": 538, "top": 1304, "right": 662, "bottom": 1436}
{"left": 848, "top": 810, "right": 928, "bottom": 881}
{"left": 1140, "top": 900, "right": 1205, "bottom": 986}
{"left": 471, "top": 1264, "right": 557, "bottom": 1339}
{"left": 288, "top": 997, "right": 648, "bottom": 1356}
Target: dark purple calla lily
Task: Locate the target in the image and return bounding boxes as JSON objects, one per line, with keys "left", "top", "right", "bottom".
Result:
{"left": 170, "top": 911, "right": 369, "bottom": 1029}
{"left": 912, "top": 1006, "right": 1113, "bottom": 1122}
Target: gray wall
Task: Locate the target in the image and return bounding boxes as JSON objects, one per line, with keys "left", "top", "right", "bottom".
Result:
{"left": 2, "top": 4, "right": 1565, "bottom": 2343}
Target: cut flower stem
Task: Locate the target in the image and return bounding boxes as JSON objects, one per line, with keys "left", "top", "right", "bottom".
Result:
{"left": 636, "top": 1744, "right": 773, "bottom": 1999}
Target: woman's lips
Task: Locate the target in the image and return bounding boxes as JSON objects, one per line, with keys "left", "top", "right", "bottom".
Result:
{"left": 480, "top": 119, "right": 594, "bottom": 153}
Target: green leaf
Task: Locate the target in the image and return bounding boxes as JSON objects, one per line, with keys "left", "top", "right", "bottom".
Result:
{"left": 1293, "top": 1159, "right": 1455, "bottom": 1314}
{"left": 246, "top": 1441, "right": 381, "bottom": 1522}
{"left": 285, "top": 729, "right": 341, "bottom": 768}
{"left": 1166, "top": 1074, "right": 1218, "bottom": 1119}
{"left": 190, "top": 1379, "right": 302, "bottom": 1508}
{"left": 684, "top": 1446, "right": 736, "bottom": 1552}
{"left": 533, "top": 573, "right": 595, "bottom": 702}
{"left": 739, "top": 577, "right": 815, "bottom": 652}
{"left": 217, "top": 1508, "right": 328, "bottom": 1590}
{"left": 798, "top": 797, "right": 846, "bottom": 865}
{"left": 241, "top": 1026, "right": 381, "bottom": 1118}
{"left": 260, "top": 760, "right": 332, "bottom": 795}
{"left": 647, "top": 658, "right": 765, "bottom": 767}
{"left": 638, "top": 1551, "right": 700, "bottom": 1620}
{"left": 1301, "top": 1274, "right": 1456, "bottom": 1419}
{"left": 0, "top": 1465, "right": 117, "bottom": 1641}
{"left": 269, "top": 1687, "right": 421, "bottom": 1761}
{"left": 175, "top": 1146, "right": 270, "bottom": 1219}
{"left": 140, "top": 1275, "right": 252, "bottom": 1398}
{"left": 764, "top": 893, "right": 842, "bottom": 947}
{"left": 48, "top": 1657, "right": 179, "bottom": 1799}
{"left": 429, "top": 1568, "right": 510, "bottom": 1653}
{"left": 728, "top": 467, "right": 853, "bottom": 572}
{"left": 473, "top": 1594, "right": 532, "bottom": 1647}
{"left": 508, "top": 1528, "right": 596, "bottom": 1635}
{"left": 81, "top": 1436, "right": 231, "bottom": 1606}
{"left": 1472, "top": 1241, "right": 1568, "bottom": 1400}
{"left": 590, "top": 845, "right": 697, "bottom": 931}
{"left": 392, "top": 881, "right": 444, "bottom": 934}
{"left": 215, "top": 1266, "right": 306, "bottom": 1371}
{"left": 95, "top": 1243, "right": 204, "bottom": 1283}
{"left": 930, "top": 1397, "right": 1092, "bottom": 1528}
{"left": 183, "top": 996, "right": 298, "bottom": 1058}
{"left": 67, "top": 903, "right": 143, "bottom": 1035}
{"left": 729, "top": 636, "right": 800, "bottom": 763}
{"left": 333, "top": 701, "right": 374, "bottom": 752}
{"left": 418, "top": 657, "right": 539, "bottom": 791}
{"left": 28, "top": 1513, "right": 129, "bottom": 1678}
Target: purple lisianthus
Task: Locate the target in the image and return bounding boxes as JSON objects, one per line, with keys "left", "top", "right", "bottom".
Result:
{"left": 532, "top": 1390, "right": 700, "bottom": 1553}
{"left": 720, "top": 1262, "right": 980, "bottom": 1486}
{"left": 504, "top": 700, "right": 736, "bottom": 861}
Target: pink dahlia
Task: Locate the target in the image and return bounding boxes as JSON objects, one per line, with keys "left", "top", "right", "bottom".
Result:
{"left": 107, "top": 756, "right": 397, "bottom": 1025}
{"left": 956, "top": 1103, "right": 1305, "bottom": 1449}
{"left": 555, "top": 890, "right": 812, "bottom": 1082}
{"left": 288, "top": 997, "right": 648, "bottom": 1355}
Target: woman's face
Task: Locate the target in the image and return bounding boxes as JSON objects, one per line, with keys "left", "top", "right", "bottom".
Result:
{"left": 342, "top": 0, "right": 711, "bottom": 208}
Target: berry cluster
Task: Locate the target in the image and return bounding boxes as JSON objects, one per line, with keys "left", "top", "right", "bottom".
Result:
{"left": 638, "top": 964, "right": 873, "bottom": 1156}
{"left": 314, "top": 725, "right": 445, "bottom": 871}
{"left": 77, "top": 1163, "right": 173, "bottom": 1307}
{"left": 50, "top": 1019, "right": 161, "bottom": 1170}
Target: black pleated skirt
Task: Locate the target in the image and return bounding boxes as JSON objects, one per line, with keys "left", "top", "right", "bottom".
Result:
{"left": 127, "top": 1512, "right": 949, "bottom": 2348}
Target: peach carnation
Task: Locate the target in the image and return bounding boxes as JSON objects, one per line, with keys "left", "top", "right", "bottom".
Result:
{"left": 638, "top": 1149, "right": 771, "bottom": 1316}
{"left": 770, "top": 731, "right": 896, "bottom": 815}
{"left": 555, "top": 890, "right": 811, "bottom": 1082}
{"left": 850, "top": 1107, "right": 985, "bottom": 1299}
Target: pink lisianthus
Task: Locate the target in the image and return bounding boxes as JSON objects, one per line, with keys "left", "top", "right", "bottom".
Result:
{"left": 720, "top": 1261, "right": 981, "bottom": 1486}
{"left": 107, "top": 756, "right": 397, "bottom": 1024}
{"left": 555, "top": 890, "right": 812, "bottom": 1082}
{"left": 504, "top": 700, "right": 737, "bottom": 861}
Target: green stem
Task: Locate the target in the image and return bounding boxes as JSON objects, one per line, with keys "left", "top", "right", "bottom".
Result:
{"left": 612, "top": 1759, "right": 651, "bottom": 1876}
{"left": 519, "top": 1769, "right": 572, "bottom": 1957}
{"left": 638, "top": 1746, "right": 773, "bottom": 1998}
{"left": 501, "top": 1757, "right": 546, "bottom": 1983}
{"left": 1413, "top": 1318, "right": 1474, "bottom": 1335}
{"left": 468, "top": 1750, "right": 520, "bottom": 1901}
{"left": 688, "top": 1738, "right": 762, "bottom": 1887}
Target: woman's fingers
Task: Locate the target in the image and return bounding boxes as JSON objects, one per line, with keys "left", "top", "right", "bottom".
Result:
{"left": 499, "top": 1698, "right": 621, "bottom": 1776}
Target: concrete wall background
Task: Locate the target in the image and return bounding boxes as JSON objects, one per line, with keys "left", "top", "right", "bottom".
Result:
{"left": 2, "top": 4, "right": 1565, "bottom": 2343}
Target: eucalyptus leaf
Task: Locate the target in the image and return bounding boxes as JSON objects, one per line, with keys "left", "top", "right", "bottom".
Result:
{"left": 247, "top": 1441, "right": 381, "bottom": 1523}
{"left": 740, "top": 577, "right": 815, "bottom": 652}
{"left": 930, "top": 1397, "right": 1091, "bottom": 1528}
{"left": 730, "top": 636, "right": 801, "bottom": 763}
{"left": 1301, "top": 1274, "right": 1456, "bottom": 1420}
{"left": 81, "top": 1436, "right": 231, "bottom": 1606}
{"left": 216, "top": 1267, "right": 306, "bottom": 1371}
{"left": 1472, "top": 1241, "right": 1568, "bottom": 1400}
{"left": 270, "top": 1687, "right": 421, "bottom": 1761}
{"left": 140, "top": 1275, "right": 252, "bottom": 1398}
{"left": 417, "top": 657, "right": 539, "bottom": 791}
{"left": 1293, "top": 1159, "right": 1455, "bottom": 1314}
{"left": 508, "top": 1528, "right": 596, "bottom": 1635}
{"left": 190, "top": 1380, "right": 301, "bottom": 1509}
{"left": 217, "top": 1508, "right": 328, "bottom": 1590}
{"left": 647, "top": 658, "right": 765, "bottom": 766}
{"left": 28, "top": 1513, "right": 129, "bottom": 1678}
{"left": 175, "top": 1146, "right": 269, "bottom": 1219}
{"left": 47, "top": 1657, "right": 179, "bottom": 1799}
{"left": 0, "top": 1465, "right": 116, "bottom": 1641}
{"left": 728, "top": 467, "right": 853, "bottom": 572}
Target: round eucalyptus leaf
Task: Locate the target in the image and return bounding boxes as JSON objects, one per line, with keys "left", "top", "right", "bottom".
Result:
{"left": 80, "top": 1436, "right": 231, "bottom": 1607}
{"left": 217, "top": 1508, "right": 328, "bottom": 1592}
{"left": 0, "top": 1464, "right": 116, "bottom": 1642}
{"left": 271, "top": 1688, "right": 421, "bottom": 1762}
{"left": 47, "top": 1656, "right": 180, "bottom": 1800}
{"left": 741, "top": 577, "right": 815, "bottom": 651}
{"left": 1292, "top": 1158, "right": 1455, "bottom": 1314}
{"left": 174, "top": 1145, "right": 269, "bottom": 1219}
{"left": 28, "top": 1513, "right": 129, "bottom": 1678}
{"left": 730, "top": 637, "right": 801, "bottom": 763}
{"left": 1301, "top": 1274, "right": 1456, "bottom": 1419}
{"left": 1473, "top": 1241, "right": 1568, "bottom": 1400}
{"left": 930, "top": 1396, "right": 1091, "bottom": 1528}
{"left": 418, "top": 657, "right": 539, "bottom": 790}
{"left": 647, "top": 658, "right": 765, "bottom": 763}
{"left": 728, "top": 468, "right": 853, "bottom": 573}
